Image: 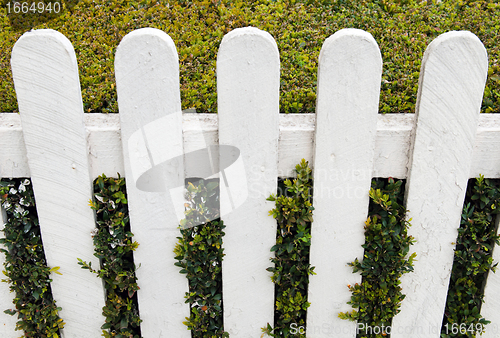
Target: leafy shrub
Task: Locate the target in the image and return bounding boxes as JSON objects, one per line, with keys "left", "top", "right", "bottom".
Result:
{"left": 262, "top": 159, "right": 316, "bottom": 337}
{"left": 78, "top": 174, "right": 142, "bottom": 338}
{"left": 174, "top": 179, "right": 228, "bottom": 338}
{"left": 1, "top": 0, "right": 500, "bottom": 113}
{"left": 339, "top": 178, "right": 415, "bottom": 338}
{"left": 0, "top": 178, "right": 64, "bottom": 337}
{"left": 441, "top": 175, "right": 500, "bottom": 338}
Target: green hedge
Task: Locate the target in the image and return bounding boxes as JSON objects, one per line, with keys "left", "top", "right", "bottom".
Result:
{"left": 174, "top": 179, "right": 228, "bottom": 338}
{"left": 0, "top": 175, "right": 142, "bottom": 337}
{"left": 1, "top": 173, "right": 500, "bottom": 337}
{"left": 1, "top": 0, "right": 500, "bottom": 114}
{"left": 0, "top": 178, "right": 64, "bottom": 338}
{"left": 441, "top": 175, "right": 500, "bottom": 338}
{"left": 339, "top": 178, "right": 415, "bottom": 338}
{"left": 78, "top": 174, "right": 142, "bottom": 338}
{"left": 263, "top": 159, "right": 315, "bottom": 337}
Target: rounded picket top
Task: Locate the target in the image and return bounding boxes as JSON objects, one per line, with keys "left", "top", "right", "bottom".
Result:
{"left": 11, "top": 29, "right": 82, "bottom": 115}
{"left": 12, "top": 28, "right": 77, "bottom": 66}
{"left": 217, "top": 26, "right": 280, "bottom": 114}
{"left": 416, "top": 30, "right": 488, "bottom": 117}
{"left": 115, "top": 27, "right": 179, "bottom": 79}
{"left": 319, "top": 27, "right": 382, "bottom": 62}
{"left": 217, "top": 25, "right": 280, "bottom": 221}
{"left": 116, "top": 27, "right": 178, "bottom": 61}
{"left": 218, "top": 26, "right": 279, "bottom": 63}
{"left": 317, "top": 28, "right": 382, "bottom": 101}
{"left": 115, "top": 27, "right": 181, "bottom": 118}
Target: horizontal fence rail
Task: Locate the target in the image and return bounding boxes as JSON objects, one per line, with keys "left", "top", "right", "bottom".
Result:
{"left": 1, "top": 113, "right": 500, "bottom": 180}
{"left": 1, "top": 26, "right": 500, "bottom": 338}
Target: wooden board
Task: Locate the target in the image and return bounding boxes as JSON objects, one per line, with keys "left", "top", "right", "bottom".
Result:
{"left": 307, "top": 28, "right": 382, "bottom": 338}
{"left": 391, "top": 31, "right": 488, "bottom": 338}
{"left": 2, "top": 113, "right": 500, "bottom": 180}
{"left": 217, "top": 27, "right": 280, "bottom": 337}
{"left": 114, "top": 28, "right": 190, "bottom": 337}
{"left": 10, "top": 29, "right": 106, "bottom": 337}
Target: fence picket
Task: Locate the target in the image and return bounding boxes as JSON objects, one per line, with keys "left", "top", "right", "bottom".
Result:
{"left": 4, "top": 113, "right": 500, "bottom": 180}
{"left": 217, "top": 27, "right": 280, "bottom": 337}
{"left": 0, "top": 206, "right": 18, "bottom": 338}
{"left": 391, "top": 31, "right": 488, "bottom": 338}
{"left": 114, "top": 28, "right": 189, "bottom": 337}
{"left": 307, "top": 29, "right": 382, "bottom": 338}
{"left": 10, "top": 29, "right": 106, "bottom": 337}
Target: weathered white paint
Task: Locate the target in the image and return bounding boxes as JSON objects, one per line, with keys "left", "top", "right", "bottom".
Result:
{"left": 307, "top": 28, "right": 382, "bottom": 338}
{"left": 2, "top": 113, "right": 500, "bottom": 180}
{"left": 85, "top": 113, "right": 123, "bottom": 180}
{"left": 217, "top": 27, "right": 279, "bottom": 337}
{"left": 391, "top": 31, "right": 488, "bottom": 337}
{"left": 0, "top": 206, "right": 19, "bottom": 338}
{"left": 470, "top": 113, "right": 500, "bottom": 179}
{"left": 10, "top": 29, "right": 106, "bottom": 337}
{"left": 480, "top": 214, "right": 500, "bottom": 338}
{"left": 0, "top": 113, "right": 28, "bottom": 179}
{"left": 114, "top": 28, "right": 190, "bottom": 337}
{"left": 374, "top": 113, "right": 414, "bottom": 179}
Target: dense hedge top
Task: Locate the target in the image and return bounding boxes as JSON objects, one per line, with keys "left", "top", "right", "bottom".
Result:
{"left": 1, "top": 0, "right": 500, "bottom": 114}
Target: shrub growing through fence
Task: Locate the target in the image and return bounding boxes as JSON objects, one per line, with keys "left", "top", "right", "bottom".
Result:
{"left": 0, "top": 178, "right": 65, "bottom": 338}
{"left": 1, "top": 175, "right": 499, "bottom": 337}
{"left": 78, "top": 174, "right": 142, "bottom": 338}
{"left": 262, "top": 159, "right": 316, "bottom": 338}
{"left": 441, "top": 175, "right": 500, "bottom": 338}
{"left": 174, "top": 179, "right": 228, "bottom": 338}
{"left": 339, "top": 177, "right": 416, "bottom": 337}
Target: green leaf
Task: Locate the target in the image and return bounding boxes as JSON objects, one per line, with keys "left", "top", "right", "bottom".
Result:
{"left": 4, "top": 309, "right": 16, "bottom": 316}
{"left": 120, "top": 317, "right": 128, "bottom": 329}
{"left": 101, "top": 322, "right": 112, "bottom": 330}
{"left": 49, "top": 266, "right": 62, "bottom": 275}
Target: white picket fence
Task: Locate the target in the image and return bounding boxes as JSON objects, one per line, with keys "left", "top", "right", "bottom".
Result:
{"left": 1, "top": 26, "right": 500, "bottom": 338}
